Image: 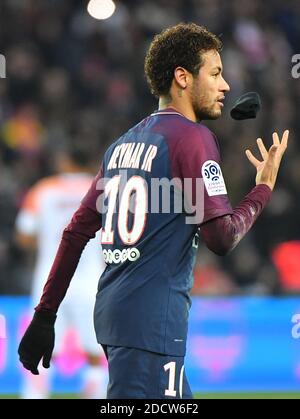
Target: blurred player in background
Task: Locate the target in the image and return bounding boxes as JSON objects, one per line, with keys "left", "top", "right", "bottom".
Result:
{"left": 18, "top": 23, "right": 289, "bottom": 398}
{"left": 16, "top": 146, "right": 108, "bottom": 399}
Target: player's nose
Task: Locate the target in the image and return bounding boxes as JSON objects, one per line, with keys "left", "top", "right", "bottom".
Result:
{"left": 220, "top": 76, "right": 230, "bottom": 93}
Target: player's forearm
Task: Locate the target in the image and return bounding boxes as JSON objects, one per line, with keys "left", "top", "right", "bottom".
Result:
{"left": 35, "top": 203, "right": 102, "bottom": 313}
{"left": 201, "top": 184, "right": 272, "bottom": 256}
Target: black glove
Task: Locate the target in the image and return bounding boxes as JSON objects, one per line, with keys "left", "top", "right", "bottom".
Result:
{"left": 18, "top": 310, "right": 56, "bottom": 375}
{"left": 230, "top": 92, "right": 261, "bottom": 120}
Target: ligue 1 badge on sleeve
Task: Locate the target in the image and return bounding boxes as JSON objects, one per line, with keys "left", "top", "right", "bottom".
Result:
{"left": 201, "top": 160, "right": 227, "bottom": 197}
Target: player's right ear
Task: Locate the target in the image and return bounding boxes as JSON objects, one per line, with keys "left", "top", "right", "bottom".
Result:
{"left": 174, "top": 67, "right": 188, "bottom": 90}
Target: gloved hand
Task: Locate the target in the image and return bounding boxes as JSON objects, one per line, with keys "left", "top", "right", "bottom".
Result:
{"left": 18, "top": 310, "right": 56, "bottom": 375}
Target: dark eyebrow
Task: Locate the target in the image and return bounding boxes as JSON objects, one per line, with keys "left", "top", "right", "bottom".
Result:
{"left": 212, "top": 66, "right": 222, "bottom": 73}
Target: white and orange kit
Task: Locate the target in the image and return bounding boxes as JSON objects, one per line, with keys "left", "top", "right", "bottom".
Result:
{"left": 16, "top": 173, "right": 105, "bottom": 355}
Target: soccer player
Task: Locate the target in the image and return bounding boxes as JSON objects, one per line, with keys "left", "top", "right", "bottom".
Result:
{"left": 16, "top": 147, "right": 108, "bottom": 398}
{"left": 18, "top": 23, "right": 289, "bottom": 399}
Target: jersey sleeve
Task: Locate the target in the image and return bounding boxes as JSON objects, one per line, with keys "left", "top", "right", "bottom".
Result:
{"left": 81, "top": 164, "right": 104, "bottom": 214}
{"left": 172, "top": 124, "right": 233, "bottom": 225}
{"left": 201, "top": 184, "right": 272, "bottom": 255}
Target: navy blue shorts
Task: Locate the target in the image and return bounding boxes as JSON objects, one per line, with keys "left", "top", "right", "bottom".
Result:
{"left": 101, "top": 345, "right": 193, "bottom": 399}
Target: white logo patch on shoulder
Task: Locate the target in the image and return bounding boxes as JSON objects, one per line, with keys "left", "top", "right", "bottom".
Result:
{"left": 201, "top": 160, "right": 227, "bottom": 196}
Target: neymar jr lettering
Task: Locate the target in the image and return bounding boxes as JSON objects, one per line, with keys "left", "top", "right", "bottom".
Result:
{"left": 108, "top": 142, "right": 158, "bottom": 171}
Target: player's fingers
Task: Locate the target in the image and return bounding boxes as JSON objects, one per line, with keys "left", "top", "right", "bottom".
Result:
{"left": 30, "top": 368, "right": 39, "bottom": 375}
{"left": 256, "top": 138, "right": 268, "bottom": 160}
{"left": 245, "top": 149, "right": 261, "bottom": 167}
{"left": 22, "top": 361, "right": 39, "bottom": 375}
{"left": 265, "top": 145, "right": 278, "bottom": 166}
{"left": 42, "top": 349, "right": 52, "bottom": 369}
{"left": 272, "top": 132, "right": 280, "bottom": 146}
{"left": 280, "top": 129, "right": 289, "bottom": 150}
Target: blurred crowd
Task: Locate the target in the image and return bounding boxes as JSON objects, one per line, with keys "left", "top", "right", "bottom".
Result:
{"left": 0, "top": 0, "right": 300, "bottom": 296}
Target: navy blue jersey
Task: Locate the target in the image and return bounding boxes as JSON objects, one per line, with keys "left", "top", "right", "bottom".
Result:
{"left": 82, "top": 108, "right": 233, "bottom": 356}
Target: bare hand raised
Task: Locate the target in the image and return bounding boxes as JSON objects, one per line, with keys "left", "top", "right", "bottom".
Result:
{"left": 245, "top": 130, "right": 289, "bottom": 191}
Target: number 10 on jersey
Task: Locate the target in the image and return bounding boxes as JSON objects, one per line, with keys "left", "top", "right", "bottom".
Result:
{"left": 101, "top": 175, "right": 148, "bottom": 245}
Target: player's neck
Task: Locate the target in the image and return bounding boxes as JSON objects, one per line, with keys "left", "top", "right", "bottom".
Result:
{"left": 158, "top": 96, "right": 197, "bottom": 122}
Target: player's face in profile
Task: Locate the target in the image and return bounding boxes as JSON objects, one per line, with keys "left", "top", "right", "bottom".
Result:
{"left": 190, "top": 50, "right": 230, "bottom": 121}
